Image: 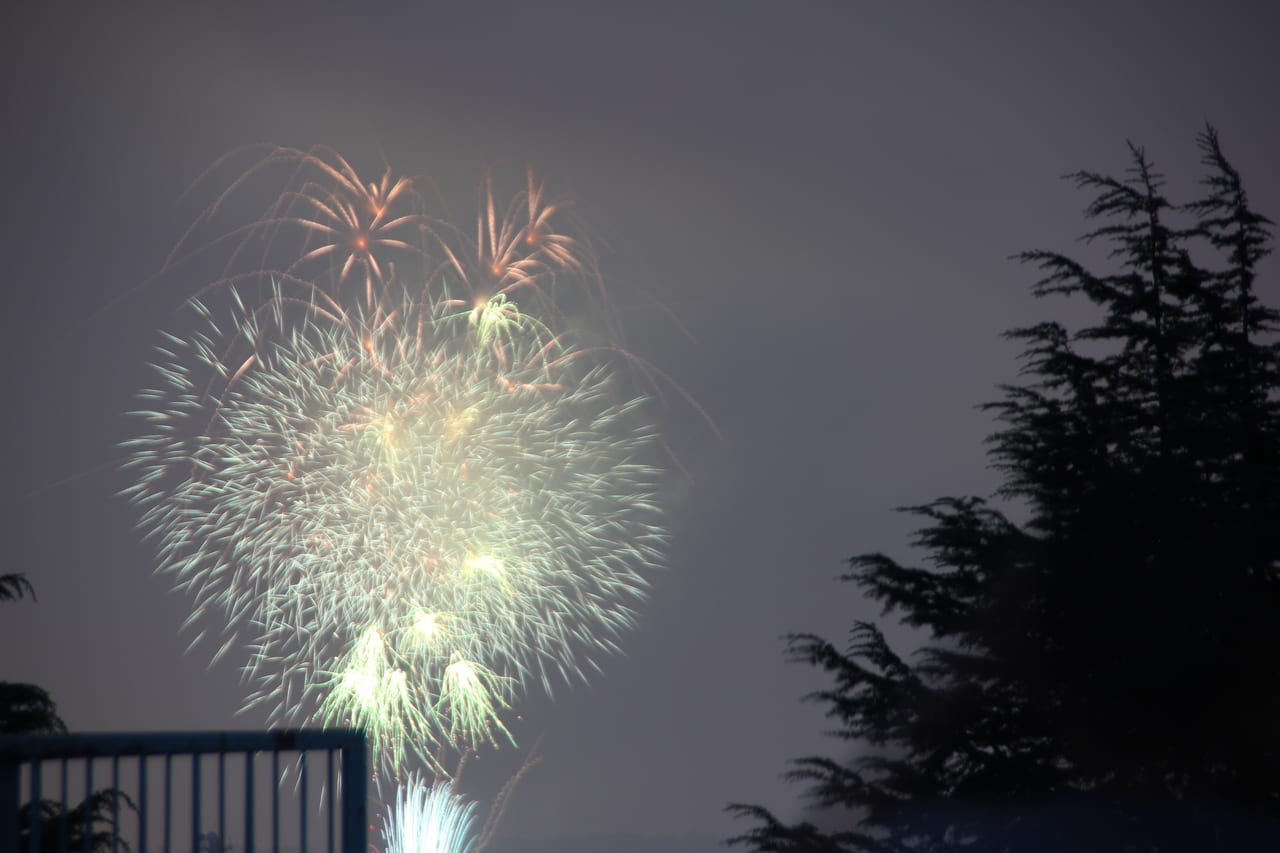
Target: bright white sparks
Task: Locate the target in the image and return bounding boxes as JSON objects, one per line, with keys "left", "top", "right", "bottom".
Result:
{"left": 124, "top": 283, "right": 665, "bottom": 770}
{"left": 383, "top": 776, "right": 479, "bottom": 853}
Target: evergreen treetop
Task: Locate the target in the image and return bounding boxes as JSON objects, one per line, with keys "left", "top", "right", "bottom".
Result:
{"left": 732, "top": 127, "right": 1280, "bottom": 851}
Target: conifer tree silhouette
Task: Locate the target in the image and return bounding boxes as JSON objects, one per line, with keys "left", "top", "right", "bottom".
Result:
{"left": 731, "top": 127, "right": 1280, "bottom": 851}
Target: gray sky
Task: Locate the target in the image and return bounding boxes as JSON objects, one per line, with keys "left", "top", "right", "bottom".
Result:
{"left": 3, "top": 3, "right": 1279, "bottom": 850}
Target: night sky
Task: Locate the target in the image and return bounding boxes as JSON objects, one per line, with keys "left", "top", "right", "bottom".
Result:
{"left": 3, "top": 4, "right": 1280, "bottom": 851}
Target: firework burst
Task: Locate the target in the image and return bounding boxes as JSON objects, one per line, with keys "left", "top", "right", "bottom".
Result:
{"left": 164, "top": 147, "right": 603, "bottom": 324}
{"left": 425, "top": 170, "right": 602, "bottom": 320}
{"left": 165, "top": 145, "right": 430, "bottom": 307}
{"left": 383, "top": 776, "right": 479, "bottom": 853}
{"left": 124, "top": 279, "right": 665, "bottom": 771}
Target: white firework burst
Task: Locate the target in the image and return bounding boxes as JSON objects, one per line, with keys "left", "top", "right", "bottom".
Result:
{"left": 124, "top": 282, "right": 665, "bottom": 770}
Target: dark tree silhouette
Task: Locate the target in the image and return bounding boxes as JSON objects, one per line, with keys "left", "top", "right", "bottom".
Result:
{"left": 1, "top": 573, "right": 65, "bottom": 735}
{"left": 3, "top": 574, "right": 134, "bottom": 852}
{"left": 18, "top": 790, "right": 138, "bottom": 853}
{"left": 0, "top": 682, "right": 64, "bottom": 736}
{"left": 730, "top": 127, "right": 1280, "bottom": 851}
{"left": 0, "top": 574, "right": 36, "bottom": 603}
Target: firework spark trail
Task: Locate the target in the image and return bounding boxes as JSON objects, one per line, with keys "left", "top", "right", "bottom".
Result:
{"left": 383, "top": 776, "right": 479, "bottom": 853}
{"left": 124, "top": 280, "right": 666, "bottom": 772}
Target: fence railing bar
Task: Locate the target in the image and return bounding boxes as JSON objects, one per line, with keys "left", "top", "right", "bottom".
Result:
{"left": 0, "top": 758, "right": 17, "bottom": 853}
{"left": 0, "top": 729, "right": 366, "bottom": 760}
{"left": 28, "top": 755, "right": 41, "bottom": 853}
{"left": 339, "top": 734, "right": 366, "bottom": 853}
{"left": 111, "top": 755, "right": 120, "bottom": 853}
{"left": 59, "top": 757, "right": 69, "bottom": 853}
{"left": 191, "top": 752, "right": 201, "bottom": 853}
{"left": 139, "top": 753, "right": 148, "bottom": 853}
{"left": 327, "top": 748, "right": 336, "bottom": 853}
{"left": 299, "top": 751, "right": 308, "bottom": 853}
{"left": 163, "top": 753, "right": 171, "bottom": 853}
{"left": 218, "top": 749, "right": 226, "bottom": 849}
{"left": 82, "top": 755, "right": 91, "bottom": 853}
{"left": 244, "top": 749, "right": 255, "bottom": 853}
{"left": 271, "top": 748, "right": 280, "bottom": 853}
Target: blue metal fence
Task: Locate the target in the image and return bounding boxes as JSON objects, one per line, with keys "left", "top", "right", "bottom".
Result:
{"left": 0, "top": 729, "right": 366, "bottom": 853}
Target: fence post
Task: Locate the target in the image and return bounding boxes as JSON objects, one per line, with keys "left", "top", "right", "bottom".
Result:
{"left": 340, "top": 733, "right": 367, "bottom": 853}
{"left": 0, "top": 756, "right": 17, "bottom": 853}
{"left": 0, "top": 729, "right": 367, "bottom": 852}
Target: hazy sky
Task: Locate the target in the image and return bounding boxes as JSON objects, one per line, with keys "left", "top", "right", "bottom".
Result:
{"left": 3, "top": 3, "right": 1279, "bottom": 850}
